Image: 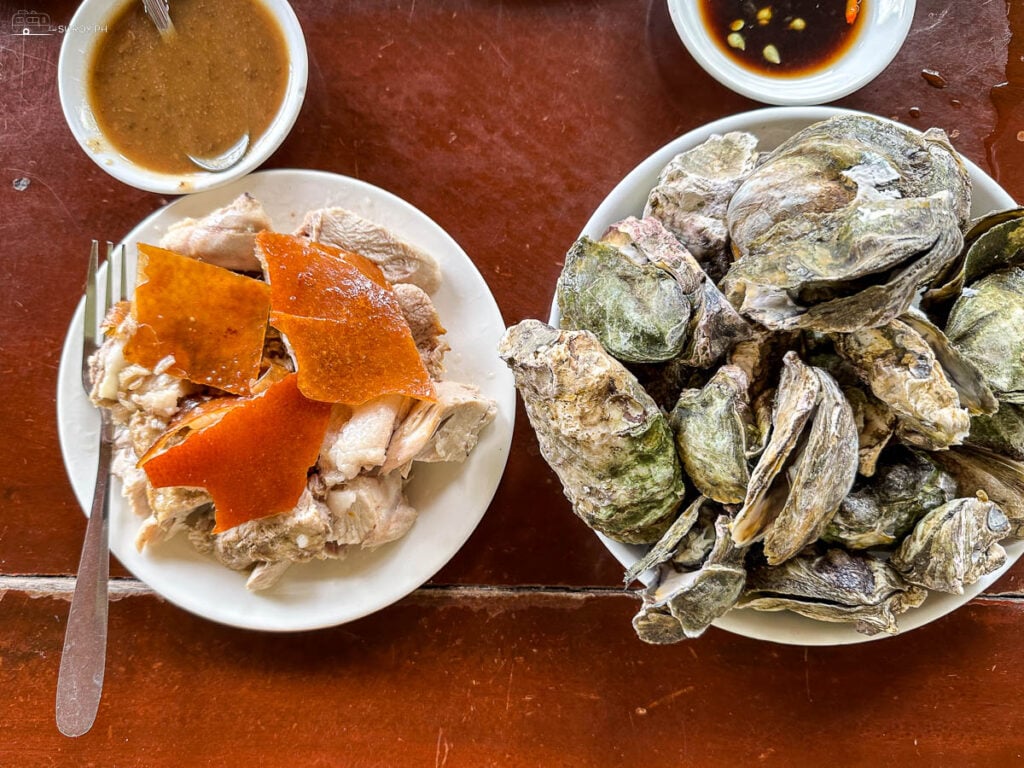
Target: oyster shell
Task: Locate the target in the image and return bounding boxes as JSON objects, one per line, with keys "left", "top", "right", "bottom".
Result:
{"left": 924, "top": 207, "right": 1024, "bottom": 312}
{"left": 968, "top": 403, "right": 1024, "bottom": 460}
{"left": 555, "top": 217, "right": 750, "bottom": 366}
{"left": 669, "top": 365, "right": 757, "bottom": 504}
{"left": 946, "top": 267, "right": 1024, "bottom": 403}
{"left": 672, "top": 500, "right": 722, "bottom": 569}
{"left": 555, "top": 235, "right": 689, "bottom": 363}
{"left": 723, "top": 115, "right": 969, "bottom": 332}
{"left": 740, "top": 548, "right": 928, "bottom": 635}
{"left": 930, "top": 445, "right": 1024, "bottom": 537}
{"left": 809, "top": 350, "right": 899, "bottom": 477}
{"left": 843, "top": 385, "right": 898, "bottom": 477}
{"left": 604, "top": 217, "right": 751, "bottom": 368}
{"left": 633, "top": 515, "right": 746, "bottom": 643}
{"left": 833, "top": 317, "right": 972, "bottom": 450}
{"left": 623, "top": 495, "right": 705, "bottom": 584}
{"left": 731, "top": 352, "right": 819, "bottom": 547}
{"left": 823, "top": 448, "right": 957, "bottom": 549}
{"left": 498, "top": 320, "right": 685, "bottom": 543}
{"left": 890, "top": 493, "right": 1011, "bottom": 594}
{"left": 644, "top": 131, "right": 761, "bottom": 282}
{"left": 732, "top": 352, "right": 858, "bottom": 565}
{"left": 899, "top": 309, "right": 997, "bottom": 415}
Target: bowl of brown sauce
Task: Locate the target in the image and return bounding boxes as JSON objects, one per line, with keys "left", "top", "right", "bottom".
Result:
{"left": 668, "top": 0, "right": 915, "bottom": 105}
{"left": 58, "top": 0, "right": 307, "bottom": 194}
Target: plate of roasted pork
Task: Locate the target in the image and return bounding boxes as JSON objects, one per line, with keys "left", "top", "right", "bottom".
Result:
{"left": 57, "top": 169, "right": 515, "bottom": 631}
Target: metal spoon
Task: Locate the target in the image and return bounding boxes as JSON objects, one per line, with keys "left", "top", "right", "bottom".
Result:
{"left": 187, "top": 132, "right": 251, "bottom": 172}
{"left": 142, "top": 0, "right": 174, "bottom": 38}
{"left": 141, "top": 0, "right": 250, "bottom": 172}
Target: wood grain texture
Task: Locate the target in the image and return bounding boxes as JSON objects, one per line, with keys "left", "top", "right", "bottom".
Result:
{"left": 1, "top": 0, "right": 1023, "bottom": 762}
{"left": 3, "top": 588, "right": 1024, "bottom": 767}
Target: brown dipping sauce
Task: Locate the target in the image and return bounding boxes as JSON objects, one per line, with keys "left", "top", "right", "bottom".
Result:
{"left": 700, "top": 0, "right": 864, "bottom": 77}
{"left": 88, "top": 0, "right": 289, "bottom": 174}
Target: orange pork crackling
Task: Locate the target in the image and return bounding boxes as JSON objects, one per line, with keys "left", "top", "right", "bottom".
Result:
{"left": 125, "top": 244, "right": 271, "bottom": 395}
{"left": 130, "top": 234, "right": 435, "bottom": 532}
{"left": 256, "top": 232, "right": 436, "bottom": 405}
{"left": 87, "top": 195, "right": 496, "bottom": 591}
{"left": 140, "top": 374, "right": 332, "bottom": 533}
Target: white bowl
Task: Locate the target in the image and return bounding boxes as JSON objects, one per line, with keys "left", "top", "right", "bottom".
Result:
{"left": 58, "top": 0, "right": 308, "bottom": 195}
{"left": 551, "top": 106, "right": 1021, "bottom": 645}
{"left": 668, "top": 0, "right": 916, "bottom": 105}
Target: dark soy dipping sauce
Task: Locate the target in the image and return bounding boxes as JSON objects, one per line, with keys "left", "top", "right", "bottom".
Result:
{"left": 700, "top": 0, "right": 865, "bottom": 77}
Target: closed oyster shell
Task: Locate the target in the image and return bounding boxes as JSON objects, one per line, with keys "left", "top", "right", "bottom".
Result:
{"left": 930, "top": 445, "right": 1024, "bottom": 537}
{"left": 633, "top": 515, "right": 746, "bottom": 643}
{"left": 669, "top": 365, "right": 757, "bottom": 504}
{"left": 833, "top": 317, "right": 971, "bottom": 450}
{"left": 890, "top": 494, "right": 1010, "bottom": 594}
{"left": 946, "top": 267, "right": 1024, "bottom": 403}
{"left": 604, "top": 217, "right": 751, "bottom": 368}
{"left": 498, "top": 320, "right": 685, "bottom": 543}
{"left": 556, "top": 235, "right": 690, "bottom": 363}
{"left": 723, "top": 115, "right": 969, "bottom": 332}
{"left": 644, "top": 131, "right": 761, "bottom": 282}
{"left": 923, "top": 207, "right": 1024, "bottom": 312}
{"left": 732, "top": 353, "right": 859, "bottom": 565}
{"left": 823, "top": 448, "right": 957, "bottom": 549}
{"left": 740, "top": 548, "right": 928, "bottom": 635}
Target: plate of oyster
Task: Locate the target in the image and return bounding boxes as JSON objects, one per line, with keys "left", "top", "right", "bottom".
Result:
{"left": 57, "top": 169, "right": 515, "bottom": 631}
{"left": 500, "top": 106, "right": 1024, "bottom": 645}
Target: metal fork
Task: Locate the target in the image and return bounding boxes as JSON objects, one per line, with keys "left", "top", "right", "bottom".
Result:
{"left": 56, "top": 241, "right": 125, "bottom": 738}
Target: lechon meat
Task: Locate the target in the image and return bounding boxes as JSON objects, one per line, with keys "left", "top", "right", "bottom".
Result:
{"left": 207, "top": 488, "right": 333, "bottom": 572}
{"left": 160, "top": 193, "right": 271, "bottom": 272}
{"left": 295, "top": 207, "right": 441, "bottom": 294}
{"left": 383, "top": 381, "right": 497, "bottom": 473}
{"left": 318, "top": 395, "right": 407, "bottom": 485}
{"left": 393, "top": 283, "right": 449, "bottom": 378}
{"left": 325, "top": 473, "right": 418, "bottom": 549}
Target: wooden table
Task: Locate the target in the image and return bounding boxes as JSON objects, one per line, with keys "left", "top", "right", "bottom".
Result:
{"left": 2, "top": 1, "right": 1023, "bottom": 764}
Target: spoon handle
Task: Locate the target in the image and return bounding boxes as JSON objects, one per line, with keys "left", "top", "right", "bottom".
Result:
{"left": 142, "top": 0, "right": 175, "bottom": 37}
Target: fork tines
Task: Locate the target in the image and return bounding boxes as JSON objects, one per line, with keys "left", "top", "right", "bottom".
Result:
{"left": 82, "top": 241, "right": 126, "bottom": 393}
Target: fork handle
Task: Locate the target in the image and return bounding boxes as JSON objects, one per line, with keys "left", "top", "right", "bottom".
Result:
{"left": 55, "top": 418, "right": 113, "bottom": 738}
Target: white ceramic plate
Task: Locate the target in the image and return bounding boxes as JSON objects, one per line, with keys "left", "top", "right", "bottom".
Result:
{"left": 668, "top": 0, "right": 916, "bottom": 105}
{"left": 57, "top": 169, "right": 515, "bottom": 631}
{"left": 550, "top": 106, "right": 1021, "bottom": 645}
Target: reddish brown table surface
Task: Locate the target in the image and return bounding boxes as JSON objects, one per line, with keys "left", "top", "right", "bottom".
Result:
{"left": 3, "top": 1, "right": 1024, "bottom": 765}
